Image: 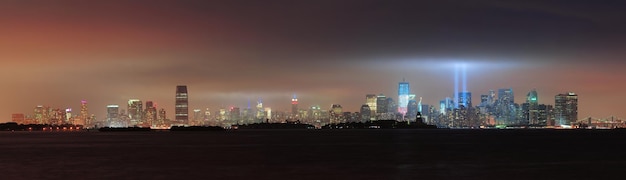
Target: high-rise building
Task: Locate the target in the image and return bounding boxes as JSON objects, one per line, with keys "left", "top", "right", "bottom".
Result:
{"left": 175, "top": 85, "right": 189, "bottom": 125}
{"left": 330, "top": 104, "right": 343, "bottom": 124}
{"left": 291, "top": 94, "right": 298, "bottom": 118}
{"left": 65, "top": 108, "right": 72, "bottom": 124}
{"left": 398, "top": 80, "right": 410, "bottom": 116}
{"left": 34, "top": 105, "right": 44, "bottom": 124}
{"left": 439, "top": 97, "right": 453, "bottom": 115}
{"left": 256, "top": 99, "right": 265, "bottom": 122}
{"left": 376, "top": 94, "right": 387, "bottom": 115}
{"left": 80, "top": 100, "right": 90, "bottom": 127}
{"left": 498, "top": 88, "right": 514, "bottom": 104}
{"left": 128, "top": 99, "right": 143, "bottom": 126}
{"left": 525, "top": 89, "right": 540, "bottom": 125}
{"left": 458, "top": 92, "right": 472, "bottom": 108}
{"left": 554, "top": 92, "right": 578, "bottom": 127}
{"left": 366, "top": 94, "right": 377, "bottom": 118}
{"left": 407, "top": 99, "right": 418, "bottom": 121}
{"left": 359, "top": 105, "right": 371, "bottom": 122}
{"left": 144, "top": 101, "right": 157, "bottom": 127}
{"left": 107, "top": 105, "right": 119, "bottom": 126}
{"left": 11, "top": 113, "right": 25, "bottom": 124}
{"left": 229, "top": 107, "right": 241, "bottom": 124}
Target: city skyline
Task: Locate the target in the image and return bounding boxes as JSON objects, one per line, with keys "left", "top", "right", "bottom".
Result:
{"left": 2, "top": 0, "right": 626, "bottom": 122}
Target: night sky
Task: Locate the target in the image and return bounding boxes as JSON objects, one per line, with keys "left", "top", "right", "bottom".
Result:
{"left": 1, "top": 0, "right": 625, "bottom": 121}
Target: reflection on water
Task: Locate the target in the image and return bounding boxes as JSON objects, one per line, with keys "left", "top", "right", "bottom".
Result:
{"left": 1, "top": 129, "right": 625, "bottom": 179}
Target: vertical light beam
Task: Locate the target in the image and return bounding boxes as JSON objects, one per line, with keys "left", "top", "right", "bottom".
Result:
{"left": 454, "top": 64, "right": 459, "bottom": 109}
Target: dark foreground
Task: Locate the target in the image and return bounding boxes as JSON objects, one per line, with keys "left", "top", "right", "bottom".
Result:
{"left": 1, "top": 129, "right": 626, "bottom": 180}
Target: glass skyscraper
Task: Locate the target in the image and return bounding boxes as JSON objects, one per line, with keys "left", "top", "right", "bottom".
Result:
{"left": 398, "top": 80, "right": 410, "bottom": 116}
{"left": 555, "top": 92, "right": 578, "bottom": 127}
{"left": 175, "top": 85, "right": 189, "bottom": 125}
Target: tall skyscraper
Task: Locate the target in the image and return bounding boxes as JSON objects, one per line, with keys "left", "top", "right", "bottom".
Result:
{"left": 107, "top": 104, "right": 119, "bottom": 126}
{"left": 144, "top": 101, "right": 157, "bottom": 126}
{"left": 376, "top": 94, "right": 387, "bottom": 115}
{"left": 291, "top": 94, "right": 298, "bottom": 118}
{"left": 128, "top": 99, "right": 143, "bottom": 126}
{"left": 398, "top": 80, "right": 410, "bottom": 116}
{"left": 80, "top": 100, "right": 90, "bottom": 127}
{"left": 498, "top": 88, "right": 514, "bottom": 104}
{"left": 457, "top": 92, "right": 472, "bottom": 108}
{"left": 365, "top": 94, "right": 377, "bottom": 118}
{"left": 34, "top": 105, "right": 44, "bottom": 124}
{"left": 359, "top": 104, "right": 371, "bottom": 122}
{"left": 554, "top": 92, "right": 578, "bottom": 127}
{"left": 175, "top": 85, "right": 189, "bottom": 125}
{"left": 330, "top": 104, "right": 343, "bottom": 124}
{"left": 526, "top": 89, "right": 539, "bottom": 125}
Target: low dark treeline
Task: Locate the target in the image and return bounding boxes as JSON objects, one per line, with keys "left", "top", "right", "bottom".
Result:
{"left": 323, "top": 120, "right": 437, "bottom": 129}
{"left": 170, "top": 126, "right": 224, "bottom": 131}
{"left": 0, "top": 122, "right": 83, "bottom": 131}
{"left": 235, "top": 122, "right": 315, "bottom": 129}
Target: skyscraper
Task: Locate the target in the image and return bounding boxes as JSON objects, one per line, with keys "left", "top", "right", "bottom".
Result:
{"left": 107, "top": 104, "right": 119, "bottom": 126}
{"left": 498, "top": 88, "right": 514, "bottom": 104}
{"left": 526, "top": 89, "right": 539, "bottom": 125}
{"left": 365, "top": 94, "right": 377, "bottom": 119}
{"left": 554, "top": 92, "right": 578, "bottom": 127}
{"left": 330, "top": 104, "right": 343, "bottom": 124}
{"left": 175, "top": 85, "right": 189, "bottom": 125}
{"left": 291, "top": 94, "right": 298, "bottom": 118}
{"left": 80, "top": 100, "right": 90, "bottom": 127}
{"left": 144, "top": 101, "right": 157, "bottom": 127}
{"left": 359, "top": 104, "right": 371, "bottom": 122}
{"left": 458, "top": 92, "right": 472, "bottom": 108}
{"left": 128, "top": 99, "right": 143, "bottom": 126}
{"left": 376, "top": 94, "right": 387, "bottom": 115}
{"left": 398, "top": 80, "right": 410, "bottom": 116}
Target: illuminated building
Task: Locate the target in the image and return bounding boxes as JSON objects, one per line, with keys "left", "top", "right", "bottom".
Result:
{"left": 11, "top": 113, "right": 25, "bottom": 124}
{"left": 525, "top": 89, "right": 540, "bottom": 125}
{"left": 330, "top": 104, "right": 343, "bottom": 124}
{"left": 407, "top": 99, "right": 418, "bottom": 121}
{"left": 80, "top": 100, "right": 90, "bottom": 127}
{"left": 398, "top": 80, "right": 410, "bottom": 116}
{"left": 496, "top": 88, "right": 516, "bottom": 125}
{"left": 376, "top": 94, "right": 387, "bottom": 115}
{"left": 439, "top": 97, "right": 453, "bottom": 115}
{"left": 498, "top": 88, "right": 514, "bottom": 104}
{"left": 144, "top": 101, "right": 157, "bottom": 127}
{"left": 106, "top": 105, "right": 120, "bottom": 127}
{"left": 193, "top": 109, "right": 202, "bottom": 126}
{"left": 256, "top": 99, "right": 265, "bottom": 121}
{"left": 359, "top": 104, "right": 371, "bottom": 122}
{"left": 156, "top": 108, "right": 167, "bottom": 127}
{"left": 457, "top": 92, "right": 472, "bottom": 108}
{"left": 128, "top": 99, "right": 143, "bottom": 126}
{"left": 34, "top": 105, "right": 44, "bottom": 124}
{"left": 308, "top": 105, "right": 322, "bottom": 122}
{"left": 365, "top": 94, "right": 377, "bottom": 119}
{"left": 480, "top": 95, "right": 489, "bottom": 105}
{"left": 291, "top": 94, "right": 298, "bottom": 118}
{"left": 386, "top": 97, "right": 396, "bottom": 113}
{"left": 65, "top": 108, "right": 72, "bottom": 124}
{"left": 554, "top": 92, "right": 578, "bottom": 127}
{"left": 175, "top": 85, "right": 189, "bottom": 125}
{"left": 264, "top": 107, "right": 272, "bottom": 121}
{"left": 230, "top": 107, "right": 241, "bottom": 124}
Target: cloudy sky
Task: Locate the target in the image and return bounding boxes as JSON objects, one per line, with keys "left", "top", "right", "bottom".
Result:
{"left": 1, "top": 0, "right": 625, "bottom": 121}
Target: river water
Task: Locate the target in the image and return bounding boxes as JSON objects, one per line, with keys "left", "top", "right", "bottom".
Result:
{"left": 1, "top": 129, "right": 625, "bottom": 180}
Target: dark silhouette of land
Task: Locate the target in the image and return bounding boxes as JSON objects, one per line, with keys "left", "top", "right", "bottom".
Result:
{"left": 0, "top": 122, "right": 83, "bottom": 131}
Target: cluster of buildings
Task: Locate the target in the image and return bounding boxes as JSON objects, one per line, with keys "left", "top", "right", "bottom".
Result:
{"left": 11, "top": 100, "right": 95, "bottom": 127}
{"left": 8, "top": 80, "right": 621, "bottom": 129}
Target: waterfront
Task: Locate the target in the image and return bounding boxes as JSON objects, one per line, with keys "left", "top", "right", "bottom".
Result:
{"left": 1, "top": 129, "right": 625, "bottom": 180}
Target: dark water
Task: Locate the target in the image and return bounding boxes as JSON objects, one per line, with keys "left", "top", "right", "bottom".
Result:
{"left": 1, "top": 129, "right": 626, "bottom": 180}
